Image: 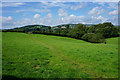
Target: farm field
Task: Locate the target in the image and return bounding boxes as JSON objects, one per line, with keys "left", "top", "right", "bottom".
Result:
{"left": 2, "top": 32, "right": 118, "bottom": 78}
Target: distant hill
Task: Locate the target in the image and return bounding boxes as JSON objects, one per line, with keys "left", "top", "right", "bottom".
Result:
{"left": 2, "top": 23, "right": 118, "bottom": 31}
{"left": 2, "top": 22, "right": 119, "bottom": 43}
{"left": 11, "top": 25, "right": 50, "bottom": 32}
{"left": 52, "top": 24, "right": 95, "bottom": 29}
{"left": 52, "top": 24, "right": 76, "bottom": 29}
{"left": 7, "top": 23, "right": 96, "bottom": 31}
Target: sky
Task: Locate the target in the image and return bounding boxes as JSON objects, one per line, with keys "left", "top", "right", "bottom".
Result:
{"left": 1, "top": 1, "right": 119, "bottom": 29}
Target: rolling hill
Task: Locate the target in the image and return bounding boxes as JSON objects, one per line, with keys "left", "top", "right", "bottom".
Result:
{"left": 2, "top": 32, "right": 118, "bottom": 78}
{"left": 7, "top": 23, "right": 96, "bottom": 31}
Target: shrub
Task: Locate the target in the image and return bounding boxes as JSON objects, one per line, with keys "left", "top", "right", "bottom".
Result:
{"left": 81, "top": 33, "right": 105, "bottom": 43}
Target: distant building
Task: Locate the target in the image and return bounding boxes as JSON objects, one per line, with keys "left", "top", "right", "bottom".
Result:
{"left": 61, "top": 26, "right": 66, "bottom": 28}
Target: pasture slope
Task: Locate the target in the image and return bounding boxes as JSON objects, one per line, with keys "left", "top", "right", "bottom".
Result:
{"left": 2, "top": 32, "right": 118, "bottom": 78}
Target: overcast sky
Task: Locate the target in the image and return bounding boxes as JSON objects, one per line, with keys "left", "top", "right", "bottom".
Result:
{"left": 1, "top": 1, "right": 118, "bottom": 29}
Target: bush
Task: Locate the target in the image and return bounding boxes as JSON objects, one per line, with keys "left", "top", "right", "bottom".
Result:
{"left": 27, "top": 31, "right": 33, "bottom": 34}
{"left": 81, "top": 33, "right": 105, "bottom": 43}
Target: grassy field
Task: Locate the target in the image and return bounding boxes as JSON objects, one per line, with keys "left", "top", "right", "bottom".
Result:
{"left": 2, "top": 32, "right": 118, "bottom": 78}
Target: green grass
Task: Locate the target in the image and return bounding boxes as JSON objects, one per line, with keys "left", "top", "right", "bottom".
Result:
{"left": 2, "top": 32, "right": 118, "bottom": 78}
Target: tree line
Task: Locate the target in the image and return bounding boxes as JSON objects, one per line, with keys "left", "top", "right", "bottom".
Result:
{"left": 2, "top": 22, "right": 119, "bottom": 43}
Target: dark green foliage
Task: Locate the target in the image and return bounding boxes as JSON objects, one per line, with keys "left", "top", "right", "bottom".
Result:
{"left": 68, "top": 23, "right": 85, "bottom": 39}
{"left": 94, "top": 22, "right": 119, "bottom": 38}
{"left": 66, "top": 25, "right": 70, "bottom": 29}
{"left": 87, "top": 26, "right": 95, "bottom": 33}
{"left": 36, "top": 28, "right": 40, "bottom": 31}
{"left": 3, "top": 22, "right": 119, "bottom": 43}
{"left": 81, "top": 33, "right": 105, "bottom": 43}
{"left": 48, "top": 26, "right": 51, "bottom": 31}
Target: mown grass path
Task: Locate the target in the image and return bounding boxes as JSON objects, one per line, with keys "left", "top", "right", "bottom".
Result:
{"left": 2, "top": 32, "right": 118, "bottom": 78}
{"left": 30, "top": 34, "right": 101, "bottom": 77}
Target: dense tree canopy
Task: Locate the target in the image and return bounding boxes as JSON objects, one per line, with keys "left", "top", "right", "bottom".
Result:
{"left": 3, "top": 22, "right": 119, "bottom": 43}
